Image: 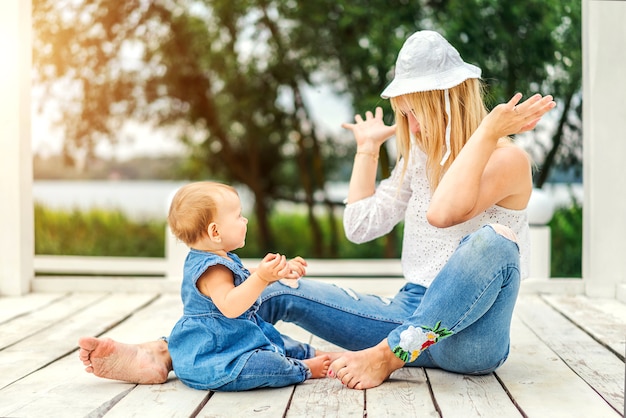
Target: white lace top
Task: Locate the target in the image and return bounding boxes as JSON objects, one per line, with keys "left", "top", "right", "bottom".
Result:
{"left": 343, "top": 148, "right": 530, "bottom": 287}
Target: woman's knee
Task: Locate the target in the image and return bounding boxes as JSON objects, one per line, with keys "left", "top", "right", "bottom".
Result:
{"left": 459, "top": 224, "right": 519, "bottom": 262}
{"left": 430, "top": 337, "right": 510, "bottom": 375}
{"left": 489, "top": 223, "right": 518, "bottom": 243}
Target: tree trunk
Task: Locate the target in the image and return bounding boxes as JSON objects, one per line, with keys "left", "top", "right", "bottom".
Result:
{"left": 534, "top": 88, "right": 576, "bottom": 188}
{"left": 252, "top": 190, "right": 274, "bottom": 253}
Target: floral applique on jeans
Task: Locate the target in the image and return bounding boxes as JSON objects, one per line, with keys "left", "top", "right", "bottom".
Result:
{"left": 392, "top": 322, "right": 453, "bottom": 363}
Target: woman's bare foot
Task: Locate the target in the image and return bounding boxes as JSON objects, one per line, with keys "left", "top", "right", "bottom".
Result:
{"left": 78, "top": 337, "right": 172, "bottom": 384}
{"left": 327, "top": 339, "right": 405, "bottom": 389}
{"left": 303, "top": 355, "right": 331, "bottom": 379}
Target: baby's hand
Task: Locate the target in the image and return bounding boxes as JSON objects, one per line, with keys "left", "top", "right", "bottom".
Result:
{"left": 255, "top": 253, "right": 290, "bottom": 283}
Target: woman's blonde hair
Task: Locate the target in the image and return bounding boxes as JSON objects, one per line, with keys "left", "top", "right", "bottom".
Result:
{"left": 167, "top": 181, "right": 237, "bottom": 246}
{"left": 390, "top": 78, "right": 497, "bottom": 191}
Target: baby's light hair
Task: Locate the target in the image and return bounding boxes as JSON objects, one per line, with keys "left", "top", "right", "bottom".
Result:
{"left": 167, "top": 181, "right": 237, "bottom": 246}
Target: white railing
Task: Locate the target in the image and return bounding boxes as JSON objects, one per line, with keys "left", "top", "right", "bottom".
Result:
{"left": 32, "top": 189, "right": 565, "bottom": 294}
{"left": 35, "top": 225, "right": 551, "bottom": 279}
{"left": 34, "top": 189, "right": 556, "bottom": 279}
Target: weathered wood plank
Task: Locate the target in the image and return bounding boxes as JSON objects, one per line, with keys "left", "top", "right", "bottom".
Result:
{"left": 104, "top": 379, "right": 210, "bottom": 418}
{"left": 0, "top": 294, "right": 178, "bottom": 418}
{"left": 88, "top": 293, "right": 181, "bottom": 343}
{"left": 79, "top": 294, "right": 208, "bottom": 417}
{"left": 427, "top": 369, "right": 521, "bottom": 417}
{"left": 0, "top": 292, "right": 65, "bottom": 323}
{"left": 496, "top": 311, "right": 621, "bottom": 417}
{"left": 287, "top": 377, "right": 365, "bottom": 417}
{"left": 0, "top": 288, "right": 623, "bottom": 417}
{"left": 0, "top": 293, "right": 107, "bottom": 349}
{"left": 275, "top": 333, "right": 362, "bottom": 417}
{"left": 0, "top": 354, "right": 137, "bottom": 418}
{"left": 198, "top": 387, "right": 294, "bottom": 417}
{"left": 0, "top": 293, "right": 157, "bottom": 390}
{"left": 515, "top": 294, "right": 625, "bottom": 413}
{"left": 542, "top": 294, "right": 626, "bottom": 359}
{"left": 366, "top": 368, "right": 439, "bottom": 417}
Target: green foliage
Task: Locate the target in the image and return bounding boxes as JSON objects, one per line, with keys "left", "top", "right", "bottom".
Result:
{"left": 237, "top": 212, "right": 403, "bottom": 259}
{"left": 36, "top": 202, "right": 581, "bottom": 278}
{"left": 32, "top": 0, "right": 583, "bottom": 255}
{"left": 34, "top": 205, "right": 401, "bottom": 259}
{"left": 34, "top": 204, "right": 166, "bottom": 257}
{"left": 549, "top": 201, "right": 582, "bottom": 277}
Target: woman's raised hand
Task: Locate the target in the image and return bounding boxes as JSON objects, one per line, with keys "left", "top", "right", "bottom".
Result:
{"left": 483, "top": 93, "right": 556, "bottom": 139}
{"left": 342, "top": 107, "right": 396, "bottom": 150}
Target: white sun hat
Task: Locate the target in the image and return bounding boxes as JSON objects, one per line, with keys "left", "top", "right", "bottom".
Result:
{"left": 381, "top": 30, "right": 481, "bottom": 165}
{"left": 381, "top": 30, "right": 481, "bottom": 99}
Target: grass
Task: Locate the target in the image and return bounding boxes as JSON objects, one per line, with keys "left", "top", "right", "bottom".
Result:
{"left": 35, "top": 203, "right": 582, "bottom": 277}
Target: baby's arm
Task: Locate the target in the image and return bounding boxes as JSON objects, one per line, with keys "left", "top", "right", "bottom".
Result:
{"left": 196, "top": 253, "right": 290, "bottom": 318}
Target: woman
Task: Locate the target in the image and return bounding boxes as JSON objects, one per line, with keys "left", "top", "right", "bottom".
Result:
{"left": 78, "top": 30, "right": 555, "bottom": 390}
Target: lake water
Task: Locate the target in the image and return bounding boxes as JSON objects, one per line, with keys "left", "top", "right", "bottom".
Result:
{"left": 32, "top": 180, "right": 582, "bottom": 220}
{"left": 31, "top": 180, "right": 318, "bottom": 219}
{"left": 33, "top": 180, "right": 189, "bottom": 219}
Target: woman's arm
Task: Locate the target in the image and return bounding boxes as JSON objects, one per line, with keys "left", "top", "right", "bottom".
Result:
{"left": 343, "top": 164, "right": 412, "bottom": 243}
{"left": 342, "top": 107, "right": 396, "bottom": 203}
{"left": 427, "top": 93, "right": 555, "bottom": 228}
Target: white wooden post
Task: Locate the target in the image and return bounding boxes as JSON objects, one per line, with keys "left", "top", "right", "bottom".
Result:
{"left": 527, "top": 189, "right": 555, "bottom": 279}
{"left": 0, "top": 0, "right": 33, "bottom": 296}
{"left": 165, "top": 228, "right": 188, "bottom": 280}
{"left": 165, "top": 187, "right": 187, "bottom": 280}
{"left": 582, "top": 0, "right": 626, "bottom": 298}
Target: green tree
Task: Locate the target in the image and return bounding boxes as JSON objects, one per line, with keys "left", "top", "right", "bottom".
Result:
{"left": 423, "top": 0, "right": 582, "bottom": 186}
{"left": 33, "top": 0, "right": 582, "bottom": 257}
{"left": 276, "top": 1, "right": 428, "bottom": 256}
{"left": 33, "top": 0, "right": 346, "bottom": 255}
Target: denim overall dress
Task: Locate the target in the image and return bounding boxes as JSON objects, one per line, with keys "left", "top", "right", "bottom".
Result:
{"left": 168, "top": 250, "right": 312, "bottom": 391}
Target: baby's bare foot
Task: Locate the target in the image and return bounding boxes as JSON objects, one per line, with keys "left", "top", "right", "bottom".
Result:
{"left": 78, "top": 337, "right": 172, "bottom": 384}
{"left": 303, "top": 355, "right": 331, "bottom": 379}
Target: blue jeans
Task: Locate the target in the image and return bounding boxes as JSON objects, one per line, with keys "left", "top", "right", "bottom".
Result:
{"left": 212, "top": 334, "right": 315, "bottom": 391}
{"left": 258, "top": 225, "right": 521, "bottom": 375}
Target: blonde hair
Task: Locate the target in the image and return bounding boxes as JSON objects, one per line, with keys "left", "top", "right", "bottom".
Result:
{"left": 167, "top": 181, "right": 237, "bottom": 246}
{"left": 391, "top": 78, "right": 502, "bottom": 191}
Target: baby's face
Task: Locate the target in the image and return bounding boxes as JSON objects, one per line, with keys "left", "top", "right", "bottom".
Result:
{"left": 213, "top": 191, "right": 248, "bottom": 251}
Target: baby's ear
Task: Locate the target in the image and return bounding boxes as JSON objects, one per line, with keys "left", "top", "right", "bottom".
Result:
{"left": 207, "top": 222, "right": 221, "bottom": 242}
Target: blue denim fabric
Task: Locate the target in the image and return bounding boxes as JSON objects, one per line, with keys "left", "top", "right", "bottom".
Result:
{"left": 259, "top": 225, "right": 520, "bottom": 375}
{"left": 214, "top": 350, "right": 311, "bottom": 392}
{"left": 169, "top": 250, "right": 316, "bottom": 391}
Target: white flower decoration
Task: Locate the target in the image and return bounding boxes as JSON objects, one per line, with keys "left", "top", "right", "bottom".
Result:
{"left": 398, "top": 326, "right": 429, "bottom": 353}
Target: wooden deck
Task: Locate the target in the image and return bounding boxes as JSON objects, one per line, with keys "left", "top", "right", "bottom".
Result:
{"left": 0, "top": 278, "right": 624, "bottom": 418}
